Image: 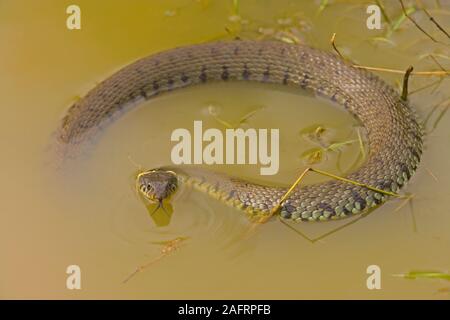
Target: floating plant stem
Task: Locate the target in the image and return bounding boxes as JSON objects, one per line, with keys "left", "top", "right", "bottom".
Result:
{"left": 399, "top": 0, "right": 439, "bottom": 43}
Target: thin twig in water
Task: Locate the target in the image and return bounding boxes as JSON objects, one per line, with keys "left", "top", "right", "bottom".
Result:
{"left": 393, "top": 193, "right": 417, "bottom": 232}
{"left": 278, "top": 212, "right": 371, "bottom": 243}
{"left": 394, "top": 193, "right": 414, "bottom": 213}
{"left": 387, "top": 6, "right": 416, "bottom": 38}
{"left": 408, "top": 54, "right": 447, "bottom": 95}
{"left": 401, "top": 66, "right": 414, "bottom": 101}
{"left": 123, "top": 237, "right": 189, "bottom": 284}
{"left": 261, "top": 167, "right": 403, "bottom": 225}
{"left": 409, "top": 79, "right": 442, "bottom": 95}
{"left": 432, "top": 104, "right": 450, "bottom": 130}
{"left": 330, "top": 33, "right": 345, "bottom": 60}
{"left": 210, "top": 106, "right": 263, "bottom": 129}
{"left": 423, "top": 100, "right": 442, "bottom": 128}
{"left": 416, "top": 0, "right": 450, "bottom": 39}
{"left": 352, "top": 65, "right": 449, "bottom": 76}
{"left": 123, "top": 255, "right": 165, "bottom": 284}
{"left": 330, "top": 34, "right": 450, "bottom": 76}
{"left": 376, "top": 0, "right": 392, "bottom": 25}
{"left": 242, "top": 165, "right": 404, "bottom": 240}
{"left": 424, "top": 97, "right": 450, "bottom": 131}
{"left": 419, "top": 52, "right": 450, "bottom": 61}
{"left": 425, "top": 167, "right": 439, "bottom": 182}
{"left": 399, "top": 0, "right": 439, "bottom": 43}
{"left": 356, "top": 128, "right": 366, "bottom": 162}
{"left": 428, "top": 55, "right": 446, "bottom": 72}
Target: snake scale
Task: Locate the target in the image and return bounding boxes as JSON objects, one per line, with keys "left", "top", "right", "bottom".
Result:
{"left": 57, "top": 40, "right": 423, "bottom": 222}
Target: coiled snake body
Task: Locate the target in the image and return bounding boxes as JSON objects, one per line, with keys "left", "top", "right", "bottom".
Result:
{"left": 57, "top": 41, "right": 423, "bottom": 222}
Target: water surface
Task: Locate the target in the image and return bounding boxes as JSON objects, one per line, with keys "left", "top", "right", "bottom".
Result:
{"left": 1, "top": 0, "right": 449, "bottom": 299}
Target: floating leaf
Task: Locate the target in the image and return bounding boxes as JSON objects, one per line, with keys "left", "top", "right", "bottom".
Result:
{"left": 301, "top": 148, "right": 324, "bottom": 165}
{"left": 299, "top": 124, "right": 327, "bottom": 143}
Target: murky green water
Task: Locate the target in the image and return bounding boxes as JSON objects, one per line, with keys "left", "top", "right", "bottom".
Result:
{"left": 1, "top": 0, "right": 449, "bottom": 299}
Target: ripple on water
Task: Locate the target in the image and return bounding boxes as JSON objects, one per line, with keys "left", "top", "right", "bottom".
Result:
{"left": 108, "top": 179, "right": 258, "bottom": 259}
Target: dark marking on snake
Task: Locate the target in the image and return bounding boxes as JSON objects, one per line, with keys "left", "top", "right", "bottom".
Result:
{"left": 181, "top": 74, "right": 189, "bottom": 83}
{"left": 242, "top": 64, "right": 250, "bottom": 80}
{"left": 263, "top": 67, "right": 270, "bottom": 82}
{"left": 221, "top": 66, "right": 229, "bottom": 81}
{"left": 283, "top": 69, "right": 290, "bottom": 85}
{"left": 199, "top": 67, "right": 207, "bottom": 83}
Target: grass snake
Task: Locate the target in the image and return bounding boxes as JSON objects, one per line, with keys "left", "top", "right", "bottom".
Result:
{"left": 56, "top": 41, "right": 423, "bottom": 222}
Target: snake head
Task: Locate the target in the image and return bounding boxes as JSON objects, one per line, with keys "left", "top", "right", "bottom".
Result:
{"left": 136, "top": 169, "right": 178, "bottom": 203}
